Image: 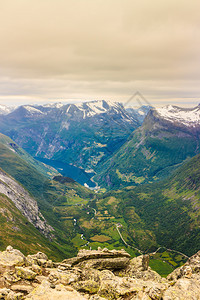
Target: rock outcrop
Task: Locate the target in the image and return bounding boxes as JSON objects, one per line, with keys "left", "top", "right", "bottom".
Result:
{"left": 63, "top": 248, "right": 131, "bottom": 270}
{"left": 0, "top": 245, "right": 199, "bottom": 299}
{"left": 0, "top": 169, "right": 54, "bottom": 238}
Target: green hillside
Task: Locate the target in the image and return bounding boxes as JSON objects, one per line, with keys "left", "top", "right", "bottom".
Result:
{"left": 97, "top": 153, "right": 200, "bottom": 256}
{"left": 0, "top": 134, "right": 97, "bottom": 257}
{"left": 0, "top": 192, "right": 66, "bottom": 261}
{"left": 0, "top": 133, "right": 58, "bottom": 178}
{"left": 95, "top": 111, "right": 200, "bottom": 189}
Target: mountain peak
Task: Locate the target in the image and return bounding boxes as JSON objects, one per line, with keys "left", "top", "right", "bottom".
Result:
{"left": 0, "top": 104, "right": 15, "bottom": 115}
{"left": 155, "top": 104, "right": 200, "bottom": 127}
{"left": 66, "top": 99, "right": 125, "bottom": 119}
{"left": 43, "top": 102, "right": 64, "bottom": 109}
{"left": 23, "top": 105, "right": 45, "bottom": 114}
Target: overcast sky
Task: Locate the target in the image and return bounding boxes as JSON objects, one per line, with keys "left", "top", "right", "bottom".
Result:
{"left": 0, "top": 0, "right": 200, "bottom": 107}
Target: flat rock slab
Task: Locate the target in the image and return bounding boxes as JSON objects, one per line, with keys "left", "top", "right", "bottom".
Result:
{"left": 11, "top": 284, "right": 34, "bottom": 293}
{"left": 65, "top": 249, "right": 131, "bottom": 269}
{"left": 76, "top": 257, "right": 130, "bottom": 270}
{"left": 26, "top": 280, "right": 87, "bottom": 300}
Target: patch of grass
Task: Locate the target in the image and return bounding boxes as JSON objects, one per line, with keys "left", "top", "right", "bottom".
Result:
{"left": 72, "top": 234, "right": 87, "bottom": 247}
{"left": 149, "top": 259, "right": 174, "bottom": 277}
{"left": 90, "top": 235, "right": 111, "bottom": 242}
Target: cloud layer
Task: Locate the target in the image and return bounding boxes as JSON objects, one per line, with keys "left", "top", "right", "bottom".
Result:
{"left": 0, "top": 0, "right": 200, "bottom": 106}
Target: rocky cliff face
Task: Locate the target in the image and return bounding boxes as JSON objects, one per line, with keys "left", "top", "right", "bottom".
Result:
{"left": 0, "top": 169, "right": 54, "bottom": 238}
{"left": 0, "top": 246, "right": 199, "bottom": 299}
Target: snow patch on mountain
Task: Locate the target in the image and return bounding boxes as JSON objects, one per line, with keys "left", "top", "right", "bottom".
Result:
{"left": 66, "top": 100, "right": 128, "bottom": 119}
{"left": 156, "top": 105, "right": 200, "bottom": 127}
{"left": 0, "top": 104, "right": 14, "bottom": 115}
{"left": 23, "top": 105, "right": 45, "bottom": 115}
{"left": 43, "top": 102, "right": 64, "bottom": 109}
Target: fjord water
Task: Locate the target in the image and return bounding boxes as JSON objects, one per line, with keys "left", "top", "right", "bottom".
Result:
{"left": 35, "top": 157, "right": 96, "bottom": 188}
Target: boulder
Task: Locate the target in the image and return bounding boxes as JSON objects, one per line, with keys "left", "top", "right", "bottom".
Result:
{"left": 72, "top": 280, "right": 99, "bottom": 294}
{"left": 163, "top": 275, "right": 200, "bottom": 300}
{"left": 30, "top": 264, "right": 42, "bottom": 275}
{"left": 48, "top": 269, "right": 80, "bottom": 286}
{"left": 163, "top": 251, "right": 200, "bottom": 299}
{"left": 97, "top": 270, "right": 168, "bottom": 300}
{"left": 11, "top": 284, "right": 34, "bottom": 294}
{"left": 70, "top": 248, "right": 130, "bottom": 270}
{"left": 115, "top": 254, "right": 163, "bottom": 282}
{"left": 26, "top": 252, "right": 49, "bottom": 268}
{"left": 76, "top": 257, "right": 130, "bottom": 270}
{"left": 15, "top": 267, "right": 37, "bottom": 280}
{"left": 167, "top": 250, "right": 200, "bottom": 282}
{"left": 81, "top": 268, "right": 101, "bottom": 282}
{"left": 0, "top": 288, "right": 11, "bottom": 298}
{"left": 0, "top": 287, "right": 23, "bottom": 300}
{"left": 26, "top": 280, "right": 88, "bottom": 300}
{"left": 0, "top": 246, "right": 26, "bottom": 275}
{"left": 3, "top": 270, "right": 21, "bottom": 284}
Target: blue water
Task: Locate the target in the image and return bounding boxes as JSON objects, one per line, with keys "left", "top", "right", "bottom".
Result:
{"left": 35, "top": 157, "right": 96, "bottom": 188}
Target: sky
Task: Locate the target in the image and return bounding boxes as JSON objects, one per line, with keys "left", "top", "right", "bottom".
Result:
{"left": 0, "top": 0, "right": 200, "bottom": 108}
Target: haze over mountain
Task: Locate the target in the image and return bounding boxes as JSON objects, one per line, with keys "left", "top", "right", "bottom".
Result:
{"left": 0, "top": 104, "right": 15, "bottom": 115}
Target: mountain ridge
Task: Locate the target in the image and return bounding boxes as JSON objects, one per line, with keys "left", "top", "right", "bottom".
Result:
{"left": 95, "top": 104, "right": 200, "bottom": 189}
{"left": 155, "top": 104, "right": 200, "bottom": 127}
{"left": 0, "top": 100, "right": 142, "bottom": 173}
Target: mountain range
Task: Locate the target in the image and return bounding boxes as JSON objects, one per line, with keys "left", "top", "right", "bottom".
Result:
{"left": 0, "top": 100, "right": 200, "bottom": 276}
{"left": 0, "top": 100, "right": 144, "bottom": 176}
{"left": 0, "top": 104, "right": 15, "bottom": 115}
{"left": 2, "top": 101, "right": 200, "bottom": 190}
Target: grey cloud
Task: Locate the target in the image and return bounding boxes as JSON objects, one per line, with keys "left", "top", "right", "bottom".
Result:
{"left": 0, "top": 0, "right": 200, "bottom": 106}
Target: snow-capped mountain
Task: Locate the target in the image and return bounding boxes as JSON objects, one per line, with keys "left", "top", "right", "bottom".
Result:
{"left": 0, "top": 100, "right": 141, "bottom": 172}
{"left": 64, "top": 100, "right": 134, "bottom": 122}
{"left": 96, "top": 103, "right": 200, "bottom": 189}
{"left": 43, "top": 102, "right": 64, "bottom": 109}
{"left": 7, "top": 100, "right": 136, "bottom": 122}
{"left": 22, "top": 105, "right": 45, "bottom": 115}
{"left": 0, "top": 104, "right": 15, "bottom": 115}
{"left": 6, "top": 105, "right": 45, "bottom": 120}
{"left": 155, "top": 104, "right": 200, "bottom": 127}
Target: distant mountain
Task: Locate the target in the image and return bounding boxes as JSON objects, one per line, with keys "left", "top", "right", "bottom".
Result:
{"left": 95, "top": 104, "right": 200, "bottom": 189}
{"left": 0, "top": 104, "right": 15, "bottom": 115}
{"left": 0, "top": 100, "right": 140, "bottom": 173}
{"left": 126, "top": 105, "right": 153, "bottom": 123}
{"left": 155, "top": 104, "right": 200, "bottom": 127}
{"left": 43, "top": 102, "right": 65, "bottom": 109}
